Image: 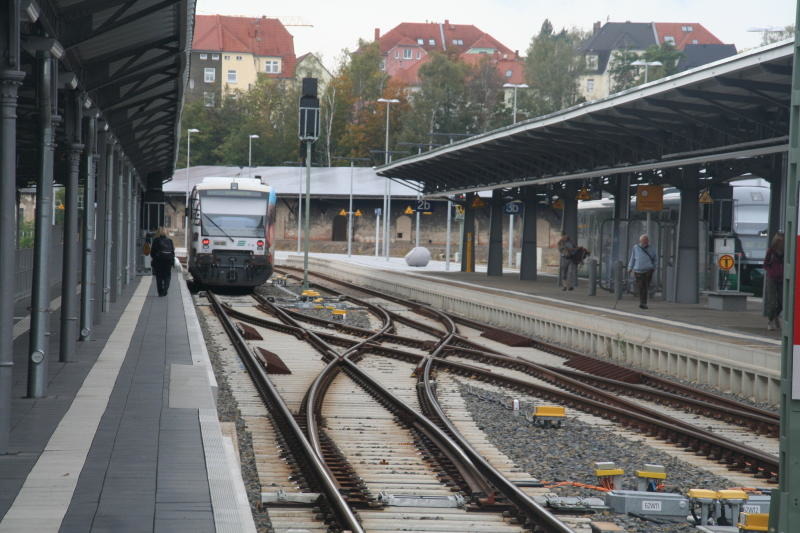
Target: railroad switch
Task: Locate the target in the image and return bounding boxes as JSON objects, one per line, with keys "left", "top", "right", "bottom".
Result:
{"left": 332, "top": 309, "right": 347, "bottom": 320}
{"left": 635, "top": 463, "right": 666, "bottom": 492}
{"left": 530, "top": 405, "right": 566, "bottom": 428}
{"left": 687, "top": 488, "right": 760, "bottom": 529}
{"left": 594, "top": 462, "right": 624, "bottom": 490}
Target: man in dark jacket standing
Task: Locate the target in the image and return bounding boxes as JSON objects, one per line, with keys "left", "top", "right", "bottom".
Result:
{"left": 149, "top": 227, "right": 175, "bottom": 296}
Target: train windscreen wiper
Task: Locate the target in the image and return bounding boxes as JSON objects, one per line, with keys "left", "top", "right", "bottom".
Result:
{"left": 202, "top": 213, "right": 235, "bottom": 243}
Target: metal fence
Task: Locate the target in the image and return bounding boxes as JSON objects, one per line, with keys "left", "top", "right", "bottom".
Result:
{"left": 15, "top": 224, "right": 65, "bottom": 301}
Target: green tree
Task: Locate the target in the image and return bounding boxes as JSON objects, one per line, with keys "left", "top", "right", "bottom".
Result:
{"left": 523, "top": 20, "right": 586, "bottom": 116}
{"left": 464, "top": 56, "right": 506, "bottom": 132}
{"left": 608, "top": 48, "right": 641, "bottom": 92}
{"left": 399, "top": 52, "right": 469, "bottom": 148}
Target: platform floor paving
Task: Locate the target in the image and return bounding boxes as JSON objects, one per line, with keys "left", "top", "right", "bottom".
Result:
{"left": 0, "top": 273, "right": 252, "bottom": 532}
{"left": 276, "top": 251, "right": 780, "bottom": 350}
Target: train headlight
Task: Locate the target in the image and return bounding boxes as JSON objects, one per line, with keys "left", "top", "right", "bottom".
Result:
{"left": 202, "top": 238, "right": 210, "bottom": 249}
{"left": 257, "top": 240, "right": 264, "bottom": 250}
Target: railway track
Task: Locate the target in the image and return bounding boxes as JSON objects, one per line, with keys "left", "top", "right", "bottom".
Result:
{"left": 207, "top": 289, "right": 574, "bottom": 532}
{"left": 271, "top": 267, "right": 779, "bottom": 482}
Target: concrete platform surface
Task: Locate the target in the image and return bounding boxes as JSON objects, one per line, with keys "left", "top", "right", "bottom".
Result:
{"left": 0, "top": 273, "right": 253, "bottom": 533}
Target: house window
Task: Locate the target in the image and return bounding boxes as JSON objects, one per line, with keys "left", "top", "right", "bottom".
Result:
{"left": 227, "top": 69, "right": 237, "bottom": 83}
{"left": 380, "top": 59, "right": 386, "bottom": 70}
{"left": 428, "top": 39, "right": 435, "bottom": 46}
{"left": 452, "top": 39, "right": 464, "bottom": 45}
{"left": 586, "top": 78, "right": 595, "bottom": 92}
{"left": 165, "top": 215, "right": 172, "bottom": 228}
{"left": 212, "top": 54, "right": 220, "bottom": 60}
{"left": 203, "top": 68, "right": 215, "bottom": 83}
{"left": 416, "top": 51, "right": 421, "bottom": 59}
{"left": 505, "top": 69, "right": 513, "bottom": 78}
{"left": 394, "top": 50, "right": 399, "bottom": 59}
{"left": 417, "top": 38, "right": 424, "bottom": 45}
{"left": 204, "top": 91, "right": 215, "bottom": 107}
{"left": 403, "top": 48, "right": 412, "bottom": 59}
{"left": 236, "top": 55, "right": 243, "bottom": 61}
{"left": 224, "top": 55, "right": 231, "bottom": 60}
{"left": 664, "top": 35, "right": 675, "bottom": 45}
{"left": 681, "top": 25, "right": 693, "bottom": 32}
{"left": 264, "top": 60, "right": 280, "bottom": 73}
{"left": 189, "top": 79, "right": 195, "bottom": 89}
{"left": 585, "top": 54, "right": 598, "bottom": 70}
{"left": 199, "top": 53, "right": 208, "bottom": 60}
{"left": 692, "top": 39, "right": 698, "bottom": 44}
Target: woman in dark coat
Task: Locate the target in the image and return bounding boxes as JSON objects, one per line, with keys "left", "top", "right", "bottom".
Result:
{"left": 764, "top": 232, "right": 784, "bottom": 331}
{"left": 149, "top": 227, "right": 175, "bottom": 296}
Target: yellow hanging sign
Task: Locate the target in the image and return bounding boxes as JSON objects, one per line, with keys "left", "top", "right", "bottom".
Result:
{"left": 338, "top": 208, "right": 347, "bottom": 216}
{"left": 404, "top": 206, "right": 414, "bottom": 215}
{"left": 636, "top": 185, "right": 664, "bottom": 212}
{"left": 354, "top": 209, "right": 363, "bottom": 217}
{"left": 576, "top": 187, "right": 591, "bottom": 201}
{"left": 471, "top": 196, "right": 486, "bottom": 208}
{"left": 699, "top": 190, "right": 713, "bottom": 204}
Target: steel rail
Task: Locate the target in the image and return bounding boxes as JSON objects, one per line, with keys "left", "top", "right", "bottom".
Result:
{"left": 206, "top": 292, "right": 365, "bottom": 533}
{"left": 253, "top": 294, "right": 497, "bottom": 499}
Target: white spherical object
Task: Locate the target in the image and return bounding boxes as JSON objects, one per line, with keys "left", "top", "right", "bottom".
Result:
{"left": 405, "top": 247, "right": 431, "bottom": 267}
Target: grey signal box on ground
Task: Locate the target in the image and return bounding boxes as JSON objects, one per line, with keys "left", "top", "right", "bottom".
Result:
{"left": 299, "top": 77, "right": 319, "bottom": 141}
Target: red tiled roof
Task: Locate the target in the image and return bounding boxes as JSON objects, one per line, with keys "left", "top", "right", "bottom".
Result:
{"left": 392, "top": 56, "right": 430, "bottom": 86}
{"left": 376, "top": 21, "right": 513, "bottom": 56}
{"left": 460, "top": 53, "right": 525, "bottom": 85}
{"left": 463, "top": 33, "right": 514, "bottom": 56}
{"left": 653, "top": 22, "right": 723, "bottom": 50}
{"left": 193, "top": 15, "right": 296, "bottom": 76}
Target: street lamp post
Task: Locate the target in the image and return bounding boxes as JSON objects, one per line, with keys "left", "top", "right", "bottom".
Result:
{"left": 501, "top": 85, "right": 528, "bottom": 267}
{"left": 185, "top": 128, "right": 199, "bottom": 252}
{"left": 248, "top": 134, "right": 259, "bottom": 178}
{"left": 502, "top": 83, "right": 529, "bottom": 124}
{"left": 630, "top": 59, "right": 663, "bottom": 84}
{"left": 378, "top": 97, "right": 399, "bottom": 261}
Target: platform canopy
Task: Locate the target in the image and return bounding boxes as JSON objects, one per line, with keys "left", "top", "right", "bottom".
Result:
{"left": 376, "top": 41, "right": 792, "bottom": 196}
{"left": 22, "top": 0, "right": 194, "bottom": 186}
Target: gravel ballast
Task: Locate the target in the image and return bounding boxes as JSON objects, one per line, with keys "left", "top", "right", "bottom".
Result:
{"left": 457, "top": 382, "right": 761, "bottom": 533}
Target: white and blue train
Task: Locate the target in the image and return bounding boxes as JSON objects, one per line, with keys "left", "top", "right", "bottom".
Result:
{"left": 187, "top": 177, "right": 277, "bottom": 290}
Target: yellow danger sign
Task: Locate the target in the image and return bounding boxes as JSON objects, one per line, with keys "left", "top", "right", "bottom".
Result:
{"left": 338, "top": 208, "right": 347, "bottom": 216}
{"left": 404, "top": 206, "right": 414, "bottom": 215}
{"left": 718, "top": 254, "right": 735, "bottom": 271}
{"left": 354, "top": 209, "right": 363, "bottom": 217}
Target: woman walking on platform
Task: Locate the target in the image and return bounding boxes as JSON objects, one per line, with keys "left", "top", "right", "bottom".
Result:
{"left": 764, "top": 232, "right": 784, "bottom": 331}
{"left": 149, "top": 227, "right": 176, "bottom": 297}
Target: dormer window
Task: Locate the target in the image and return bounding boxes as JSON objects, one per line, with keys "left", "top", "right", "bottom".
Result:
{"left": 429, "top": 39, "right": 435, "bottom": 46}
{"left": 505, "top": 69, "right": 513, "bottom": 78}
{"left": 664, "top": 35, "right": 675, "bottom": 45}
{"left": 585, "top": 54, "right": 598, "bottom": 70}
{"left": 681, "top": 25, "right": 693, "bottom": 32}
{"left": 403, "top": 48, "right": 412, "bottom": 59}
{"left": 417, "top": 38, "right": 424, "bottom": 45}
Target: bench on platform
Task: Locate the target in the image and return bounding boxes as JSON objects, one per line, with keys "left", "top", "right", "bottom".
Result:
{"left": 703, "top": 290, "right": 753, "bottom": 312}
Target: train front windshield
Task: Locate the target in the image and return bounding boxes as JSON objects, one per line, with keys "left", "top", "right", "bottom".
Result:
{"left": 200, "top": 190, "right": 267, "bottom": 239}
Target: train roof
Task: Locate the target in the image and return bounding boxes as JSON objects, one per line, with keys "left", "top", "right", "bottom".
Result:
{"left": 194, "top": 177, "right": 272, "bottom": 193}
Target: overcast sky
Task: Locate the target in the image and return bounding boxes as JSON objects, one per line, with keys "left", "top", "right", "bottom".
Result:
{"left": 196, "top": 0, "right": 795, "bottom": 72}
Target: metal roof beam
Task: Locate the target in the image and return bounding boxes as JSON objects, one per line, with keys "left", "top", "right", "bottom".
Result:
{"left": 716, "top": 77, "right": 788, "bottom": 107}
{"left": 676, "top": 88, "right": 784, "bottom": 134}
{"left": 716, "top": 76, "right": 791, "bottom": 94}
{"left": 65, "top": 0, "right": 181, "bottom": 48}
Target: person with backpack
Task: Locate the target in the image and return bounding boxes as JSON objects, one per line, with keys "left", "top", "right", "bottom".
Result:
{"left": 149, "top": 227, "right": 176, "bottom": 297}
{"left": 628, "top": 234, "right": 657, "bottom": 309}
{"left": 764, "top": 232, "right": 784, "bottom": 331}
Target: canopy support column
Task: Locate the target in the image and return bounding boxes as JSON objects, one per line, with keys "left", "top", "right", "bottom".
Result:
{"left": 460, "top": 193, "right": 476, "bottom": 273}
{"left": 676, "top": 169, "right": 700, "bottom": 304}
{"left": 101, "top": 138, "right": 115, "bottom": 312}
{"left": 0, "top": 1, "right": 24, "bottom": 454}
{"left": 27, "top": 51, "right": 56, "bottom": 398}
{"left": 59, "top": 91, "right": 84, "bottom": 362}
{"left": 520, "top": 187, "right": 538, "bottom": 281}
{"left": 487, "top": 189, "right": 503, "bottom": 276}
{"left": 562, "top": 184, "right": 578, "bottom": 244}
{"left": 80, "top": 111, "right": 97, "bottom": 340}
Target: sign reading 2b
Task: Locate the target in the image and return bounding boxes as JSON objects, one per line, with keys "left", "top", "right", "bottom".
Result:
{"left": 415, "top": 200, "right": 433, "bottom": 213}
